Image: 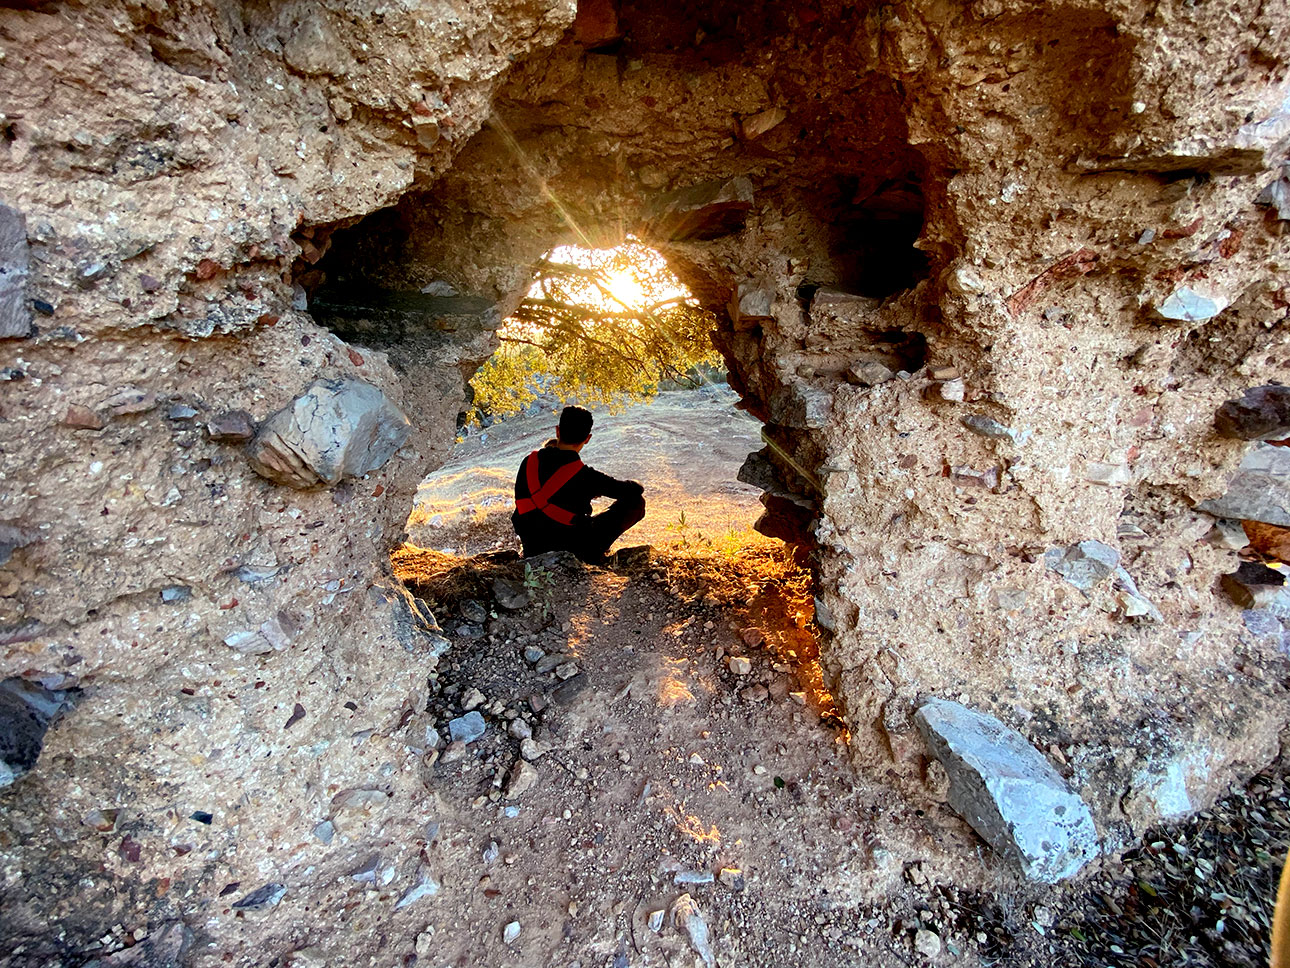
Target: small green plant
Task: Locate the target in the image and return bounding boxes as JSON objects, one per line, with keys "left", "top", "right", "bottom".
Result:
{"left": 522, "top": 562, "right": 556, "bottom": 618}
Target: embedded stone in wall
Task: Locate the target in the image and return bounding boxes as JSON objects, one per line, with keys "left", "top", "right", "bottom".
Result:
{"left": 0, "top": 203, "right": 32, "bottom": 339}
{"left": 915, "top": 699, "right": 1099, "bottom": 883}
{"left": 643, "top": 177, "right": 754, "bottom": 241}
{"left": 247, "top": 379, "right": 411, "bottom": 489}
{"left": 1, "top": 677, "right": 77, "bottom": 787}
{"left": 1044, "top": 540, "right": 1120, "bottom": 591}
{"left": 1198, "top": 444, "right": 1290, "bottom": 527}
{"left": 1214, "top": 385, "right": 1290, "bottom": 441}
{"left": 1155, "top": 287, "right": 1228, "bottom": 322}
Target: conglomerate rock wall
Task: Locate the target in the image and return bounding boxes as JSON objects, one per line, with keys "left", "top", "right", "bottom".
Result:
{"left": 1, "top": 0, "right": 1289, "bottom": 962}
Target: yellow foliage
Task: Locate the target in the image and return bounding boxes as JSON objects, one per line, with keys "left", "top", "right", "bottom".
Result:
{"left": 469, "top": 240, "right": 722, "bottom": 422}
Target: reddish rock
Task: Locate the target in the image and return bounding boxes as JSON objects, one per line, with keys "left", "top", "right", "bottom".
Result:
{"left": 195, "top": 258, "right": 220, "bottom": 280}
{"left": 62, "top": 404, "right": 104, "bottom": 429}
{"left": 347, "top": 347, "right": 364, "bottom": 366}
{"left": 206, "top": 410, "right": 256, "bottom": 442}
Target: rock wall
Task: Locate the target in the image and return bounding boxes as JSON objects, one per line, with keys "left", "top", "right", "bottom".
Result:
{"left": 1, "top": 0, "right": 1289, "bottom": 961}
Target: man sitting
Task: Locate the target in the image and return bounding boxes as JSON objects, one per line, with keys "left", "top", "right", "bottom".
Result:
{"left": 511, "top": 406, "right": 646, "bottom": 564}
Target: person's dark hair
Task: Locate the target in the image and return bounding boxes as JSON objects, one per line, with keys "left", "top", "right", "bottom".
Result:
{"left": 558, "top": 405, "right": 593, "bottom": 444}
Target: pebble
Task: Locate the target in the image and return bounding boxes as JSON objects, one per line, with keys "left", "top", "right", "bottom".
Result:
{"left": 741, "top": 685, "right": 769, "bottom": 702}
{"left": 555, "top": 661, "right": 579, "bottom": 680}
{"left": 675, "top": 870, "right": 714, "bottom": 885}
{"left": 523, "top": 645, "right": 545, "bottom": 663}
{"left": 535, "top": 654, "right": 567, "bottom": 674}
{"left": 752, "top": 765, "right": 767, "bottom": 776}
{"left": 448, "top": 711, "right": 486, "bottom": 743}
{"left": 461, "top": 688, "right": 486, "bottom": 711}
{"left": 719, "top": 867, "right": 746, "bottom": 891}
{"left": 647, "top": 909, "right": 665, "bottom": 932}
{"left": 914, "top": 928, "right": 942, "bottom": 958}
{"left": 727, "top": 656, "right": 752, "bottom": 675}
{"left": 519, "top": 738, "right": 545, "bottom": 761}
{"left": 441, "top": 740, "right": 466, "bottom": 763}
{"left": 740, "top": 628, "right": 765, "bottom": 647}
{"left": 508, "top": 719, "right": 533, "bottom": 740}
{"left": 503, "top": 921, "right": 521, "bottom": 944}
{"left": 505, "top": 760, "right": 540, "bottom": 798}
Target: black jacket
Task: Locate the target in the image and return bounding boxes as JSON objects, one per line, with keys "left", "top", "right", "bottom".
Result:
{"left": 513, "top": 441, "right": 642, "bottom": 531}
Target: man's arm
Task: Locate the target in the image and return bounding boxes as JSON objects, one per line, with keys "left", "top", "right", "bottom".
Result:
{"left": 582, "top": 466, "right": 644, "bottom": 500}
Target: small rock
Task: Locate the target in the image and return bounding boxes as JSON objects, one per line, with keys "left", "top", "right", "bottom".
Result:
{"left": 1207, "top": 519, "right": 1250, "bottom": 551}
{"left": 727, "top": 656, "right": 752, "bottom": 675}
{"left": 846, "top": 361, "right": 895, "bottom": 387}
{"left": 522, "top": 645, "right": 545, "bottom": 664}
{"left": 167, "top": 404, "right": 199, "bottom": 421}
{"left": 741, "top": 684, "right": 769, "bottom": 702}
{"left": 1220, "top": 561, "right": 1289, "bottom": 609}
{"left": 519, "top": 737, "right": 545, "bottom": 761}
{"left": 206, "top": 410, "right": 256, "bottom": 442}
{"left": 1085, "top": 462, "right": 1131, "bottom": 486}
{"left": 232, "top": 883, "right": 287, "bottom": 911}
{"left": 461, "top": 687, "right": 486, "bottom": 711}
{"left": 647, "top": 909, "right": 665, "bottom": 932}
{"left": 555, "top": 661, "right": 579, "bottom": 680}
{"left": 440, "top": 740, "right": 466, "bottom": 762}
{"left": 670, "top": 893, "right": 715, "bottom": 967}
{"left": 503, "top": 921, "right": 521, "bottom": 944}
{"left": 1044, "top": 540, "right": 1119, "bottom": 591}
{"left": 929, "top": 366, "right": 961, "bottom": 381}
{"left": 448, "top": 711, "right": 486, "bottom": 743}
{"left": 914, "top": 928, "right": 942, "bottom": 958}
{"left": 961, "top": 414, "right": 1016, "bottom": 441}
{"left": 718, "top": 867, "right": 746, "bottom": 891}
{"left": 459, "top": 600, "right": 488, "bottom": 624}
{"left": 1214, "top": 385, "right": 1290, "bottom": 441}
{"left": 1156, "top": 287, "right": 1227, "bottom": 322}
{"left": 925, "top": 378, "right": 965, "bottom": 403}
{"left": 99, "top": 387, "right": 157, "bottom": 416}
{"left": 312, "top": 820, "right": 334, "bottom": 844}
{"left": 493, "top": 577, "right": 530, "bottom": 610}
{"left": 740, "top": 628, "right": 765, "bottom": 647}
{"left": 675, "top": 869, "right": 715, "bottom": 885}
{"left": 505, "top": 759, "right": 539, "bottom": 798}
{"left": 508, "top": 719, "right": 533, "bottom": 740}
{"left": 535, "top": 654, "right": 568, "bottom": 674}
{"left": 160, "top": 584, "right": 192, "bottom": 604}
{"left": 61, "top": 404, "right": 104, "bottom": 430}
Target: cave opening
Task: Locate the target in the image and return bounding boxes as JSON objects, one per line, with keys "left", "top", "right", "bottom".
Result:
{"left": 401, "top": 237, "right": 773, "bottom": 562}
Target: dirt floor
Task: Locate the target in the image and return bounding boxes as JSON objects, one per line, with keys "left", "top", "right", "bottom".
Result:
{"left": 405, "top": 385, "right": 775, "bottom": 558}
{"left": 391, "top": 543, "right": 1289, "bottom": 968}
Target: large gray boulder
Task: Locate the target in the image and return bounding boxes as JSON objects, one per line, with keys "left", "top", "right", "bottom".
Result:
{"left": 915, "top": 699, "right": 1099, "bottom": 883}
{"left": 247, "top": 378, "right": 410, "bottom": 489}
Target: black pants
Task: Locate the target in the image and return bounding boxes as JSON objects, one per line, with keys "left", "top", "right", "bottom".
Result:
{"left": 514, "top": 495, "right": 646, "bottom": 563}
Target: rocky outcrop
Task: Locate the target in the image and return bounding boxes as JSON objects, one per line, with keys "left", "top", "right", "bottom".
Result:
{"left": 1, "top": 0, "right": 1289, "bottom": 961}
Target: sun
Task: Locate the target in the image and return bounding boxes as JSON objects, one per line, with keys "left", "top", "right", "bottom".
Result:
{"left": 605, "top": 268, "right": 647, "bottom": 309}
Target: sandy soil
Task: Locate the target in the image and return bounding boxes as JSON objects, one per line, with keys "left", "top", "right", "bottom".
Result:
{"left": 405, "top": 386, "right": 774, "bottom": 557}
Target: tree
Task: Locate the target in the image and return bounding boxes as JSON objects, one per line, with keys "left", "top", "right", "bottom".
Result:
{"left": 468, "top": 241, "right": 721, "bottom": 423}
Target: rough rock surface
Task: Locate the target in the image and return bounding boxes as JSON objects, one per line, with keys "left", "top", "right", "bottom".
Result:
{"left": 915, "top": 699, "right": 1100, "bottom": 883}
{"left": 1, "top": 0, "right": 1289, "bottom": 962}
{"left": 246, "top": 378, "right": 411, "bottom": 489}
